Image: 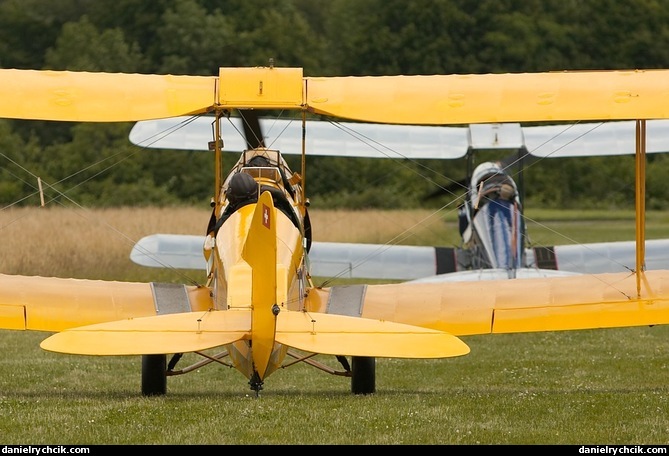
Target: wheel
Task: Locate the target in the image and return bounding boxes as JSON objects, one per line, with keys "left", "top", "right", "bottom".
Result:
{"left": 141, "top": 354, "right": 167, "bottom": 396}
{"left": 351, "top": 356, "right": 375, "bottom": 395}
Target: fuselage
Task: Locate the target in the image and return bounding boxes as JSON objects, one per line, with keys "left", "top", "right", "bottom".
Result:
{"left": 209, "top": 149, "right": 309, "bottom": 381}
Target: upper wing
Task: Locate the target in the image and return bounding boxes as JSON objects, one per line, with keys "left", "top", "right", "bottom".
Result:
{"left": 3, "top": 67, "right": 669, "bottom": 125}
{"left": 0, "top": 69, "right": 216, "bottom": 122}
{"left": 306, "top": 70, "right": 669, "bottom": 124}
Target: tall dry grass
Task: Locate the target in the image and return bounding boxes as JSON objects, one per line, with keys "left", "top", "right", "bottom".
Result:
{"left": 309, "top": 208, "right": 457, "bottom": 244}
{"left": 0, "top": 206, "right": 209, "bottom": 280}
{"left": 0, "top": 206, "right": 459, "bottom": 280}
{"left": 1, "top": 205, "right": 664, "bottom": 281}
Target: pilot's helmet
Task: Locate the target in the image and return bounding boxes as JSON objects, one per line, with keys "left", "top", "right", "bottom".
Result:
{"left": 226, "top": 172, "right": 258, "bottom": 203}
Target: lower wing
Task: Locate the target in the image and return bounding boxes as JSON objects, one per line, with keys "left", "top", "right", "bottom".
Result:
{"left": 0, "top": 274, "right": 212, "bottom": 332}
{"left": 129, "top": 233, "right": 669, "bottom": 280}
{"left": 3, "top": 269, "right": 669, "bottom": 357}
{"left": 305, "top": 270, "right": 669, "bottom": 336}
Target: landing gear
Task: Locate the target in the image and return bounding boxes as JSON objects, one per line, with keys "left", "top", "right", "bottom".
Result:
{"left": 351, "top": 356, "right": 375, "bottom": 395}
{"left": 141, "top": 354, "right": 167, "bottom": 396}
{"left": 336, "top": 355, "right": 351, "bottom": 371}
{"left": 249, "top": 371, "right": 263, "bottom": 397}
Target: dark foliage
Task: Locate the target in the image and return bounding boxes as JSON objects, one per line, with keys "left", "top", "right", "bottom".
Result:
{"left": 1, "top": 0, "right": 667, "bottom": 209}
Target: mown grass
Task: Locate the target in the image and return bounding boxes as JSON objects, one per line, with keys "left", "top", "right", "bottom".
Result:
{"left": 1, "top": 206, "right": 669, "bottom": 444}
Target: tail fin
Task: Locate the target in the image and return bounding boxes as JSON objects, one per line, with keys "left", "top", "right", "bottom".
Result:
{"left": 241, "top": 190, "right": 278, "bottom": 379}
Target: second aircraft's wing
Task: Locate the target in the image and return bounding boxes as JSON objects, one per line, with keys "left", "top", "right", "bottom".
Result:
{"left": 129, "top": 115, "right": 469, "bottom": 159}
{"left": 129, "top": 117, "right": 669, "bottom": 159}
{"left": 308, "top": 242, "right": 457, "bottom": 280}
{"left": 528, "top": 239, "right": 669, "bottom": 273}
{"left": 130, "top": 234, "right": 208, "bottom": 271}
{"left": 130, "top": 234, "right": 461, "bottom": 280}
{"left": 129, "top": 234, "right": 669, "bottom": 281}
{"left": 524, "top": 120, "right": 669, "bottom": 158}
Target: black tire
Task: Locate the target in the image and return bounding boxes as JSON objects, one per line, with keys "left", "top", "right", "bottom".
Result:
{"left": 351, "top": 356, "right": 375, "bottom": 395}
{"left": 141, "top": 354, "right": 167, "bottom": 396}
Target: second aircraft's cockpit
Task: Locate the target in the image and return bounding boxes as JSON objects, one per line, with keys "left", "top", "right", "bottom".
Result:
{"left": 460, "top": 161, "right": 525, "bottom": 275}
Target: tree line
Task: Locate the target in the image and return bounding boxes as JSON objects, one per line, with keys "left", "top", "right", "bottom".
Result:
{"left": 2, "top": 0, "right": 669, "bottom": 210}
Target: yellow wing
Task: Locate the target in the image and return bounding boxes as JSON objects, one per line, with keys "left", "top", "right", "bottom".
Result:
{"left": 0, "top": 69, "right": 216, "bottom": 122}
{"left": 2, "top": 67, "right": 669, "bottom": 124}
{"left": 0, "top": 273, "right": 213, "bottom": 332}
{"left": 2, "top": 66, "right": 667, "bottom": 340}
{"left": 13, "top": 269, "right": 669, "bottom": 357}
{"left": 305, "top": 70, "right": 669, "bottom": 124}
{"left": 305, "top": 270, "right": 669, "bottom": 336}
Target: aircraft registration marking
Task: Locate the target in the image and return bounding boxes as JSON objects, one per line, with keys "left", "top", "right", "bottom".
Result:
{"left": 262, "top": 204, "right": 271, "bottom": 229}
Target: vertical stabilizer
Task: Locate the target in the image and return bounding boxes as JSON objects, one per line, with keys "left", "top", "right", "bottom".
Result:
{"left": 241, "top": 191, "right": 278, "bottom": 379}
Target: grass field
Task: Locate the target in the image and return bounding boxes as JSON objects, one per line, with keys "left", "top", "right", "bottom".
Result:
{"left": 1, "top": 207, "right": 669, "bottom": 444}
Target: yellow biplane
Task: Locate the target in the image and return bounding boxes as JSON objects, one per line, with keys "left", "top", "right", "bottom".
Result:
{"left": 1, "top": 66, "right": 669, "bottom": 396}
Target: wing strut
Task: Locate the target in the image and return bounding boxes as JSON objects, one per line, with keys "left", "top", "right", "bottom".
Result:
{"left": 300, "top": 110, "right": 307, "bottom": 215}
{"left": 214, "top": 111, "right": 223, "bottom": 216}
{"left": 635, "top": 119, "right": 647, "bottom": 295}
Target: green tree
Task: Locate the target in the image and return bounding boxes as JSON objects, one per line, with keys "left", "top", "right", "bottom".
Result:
{"left": 154, "top": 0, "right": 236, "bottom": 75}
{"left": 3, "top": 0, "right": 669, "bottom": 209}
{"left": 44, "top": 15, "right": 146, "bottom": 72}
{"left": 325, "top": 0, "right": 474, "bottom": 75}
{"left": 0, "top": 0, "right": 85, "bottom": 69}
{"left": 0, "top": 119, "right": 43, "bottom": 206}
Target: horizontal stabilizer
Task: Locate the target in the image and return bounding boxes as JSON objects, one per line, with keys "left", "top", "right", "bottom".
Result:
{"left": 40, "top": 311, "right": 249, "bottom": 355}
{"left": 275, "top": 311, "right": 469, "bottom": 358}
{"left": 41, "top": 307, "right": 469, "bottom": 360}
